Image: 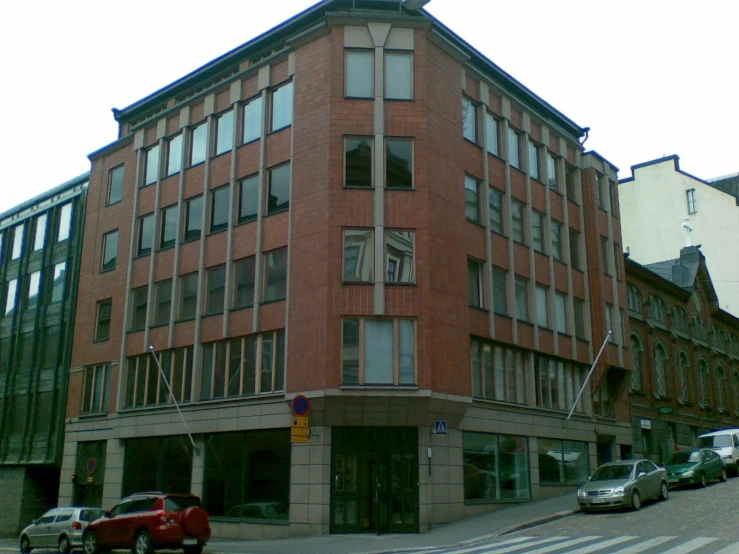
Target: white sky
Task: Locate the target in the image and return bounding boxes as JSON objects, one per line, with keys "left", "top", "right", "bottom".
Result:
{"left": 1, "top": 0, "right": 737, "bottom": 214}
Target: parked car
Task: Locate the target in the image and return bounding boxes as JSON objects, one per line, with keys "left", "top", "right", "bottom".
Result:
{"left": 577, "top": 459, "right": 668, "bottom": 512}
{"left": 697, "top": 429, "right": 739, "bottom": 475}
{"left": 82, "top": 492, "right": 210, "bottom": 554}
{"left": 20, "top": 507, "right": 105, "bottom": 553}
{"left": 665, "top": 448, "right": 727, "bottom": 488}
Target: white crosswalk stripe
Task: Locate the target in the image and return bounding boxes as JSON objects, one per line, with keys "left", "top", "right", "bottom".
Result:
{"left": 608, "top": 536, "right": 677, "bottom": 553}
{"left": 712, "top": 543, "right": 739, "bottom": 554}
{"left": 509, "top": 536, "right": 602, "bottom": 554}
{"left": 659, "top": 537, "right": 720, "bottom": 554}
{"left": 469, "top": 536, "right": 571, "bottom": 554}
{"left": 565, "top": 536, "right": 638, "bottom": 554}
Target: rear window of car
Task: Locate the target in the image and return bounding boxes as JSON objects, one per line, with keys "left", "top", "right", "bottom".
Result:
{"left": 80, "top": 509, "right": 106, "bottom": 522}
{"left": 165, "top": 496, "right": 202, "bottom": 511}
{"left": 699, "top": 435, "right": 732, "bottom": 448}
{"left": 56, "top": 510, "right": 75, "bottom": 522}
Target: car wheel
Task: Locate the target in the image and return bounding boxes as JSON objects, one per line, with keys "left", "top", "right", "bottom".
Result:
{"left": 20, "top": 535, "right": 31, "bottom": 554}
{"left": 133, "top": 531, "right": 153, "bottom": 554}
{"left": 59, "top": 535, "right": 72, "bottom": 554}
{"left": 720, "top": 468, "right": 728, "bottom": 482}
{"left": 183, "top": 547, "right": 203, "bottom": 554}
{"left": 700, "top": 473, "right": 707, "bottom": 488}
{"left": 83, "top": 532, "right": 99, "bottom": 554}
{"left": 631, "top": 490, "right": 641, "bottom": 511}
{"left": 659, "top": 482, "right": 669, "bottom": 501}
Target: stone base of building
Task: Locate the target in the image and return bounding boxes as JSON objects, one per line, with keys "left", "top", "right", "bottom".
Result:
{"left": 0, "top": 466, "right": 60, "bottom": 537}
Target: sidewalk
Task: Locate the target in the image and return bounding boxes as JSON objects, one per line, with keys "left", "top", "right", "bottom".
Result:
{"left": 0, "top": 492, "right": 579, "bottom": 554}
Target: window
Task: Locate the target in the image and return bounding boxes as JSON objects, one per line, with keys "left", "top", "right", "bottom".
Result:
{"left": 694, "top": 316, "right": 707, "bottom": 341}
{"left": 573, "top": 298, "right": 586, "bottom": 339}
{"left": 511, "top": 199, "right": 525, "bottom": 243}
{"left": 166, "top": 134, "right": 183, "bottom": 177}
{"left": 593, "top": 380, "right": 614, "bottom": 418}
{"left": 81, "top": 364, "right": 111, "bottom": 414}
{"left": 108, "top": 165, "right": 125, "bottom": 205}
{"left": 507, "top": 127, "right": 520, "bottom": 169}
{"left": 535, "top": 355, "right": 586, "bottom": 413}
{"left": 238, "top": 175, "right": 259, "bottom": 223}
{"left": 34, "top": 214, "right": 47, "bottom": 251}
{"left": 345, "top": 137, "right": 372, "bottom": 187}
{"left": 538, "top": 438, "right": 589, "bottom": 485}
{"left": 465, "top": 175, "right": 481, "bottom": 223}
{"left": 385, "top": 138, "right": 413, "bottom": 189}
{"left": 267, "top": 163, "right": 290, "bottom": 214}
{"left": 463, "top": 431, "right": 530, "bottom": 502}
{"left": 528, "top": 140, "right": 540, "bottom": 180}
{"left": 190, "top": 122, "right": 208, "bottom": 166}
{"left": 649, "top": 295, "right": 666, "bottom": 324}
{"left": 233, "top": 256, "right": 256, "bottom": 309}
{"left": 153, "top": 280, "right": 172, "bottom": 326}
{"left": 699, "top": 360, "right": 710, "bottom": 406}
{"left": 471, "top": 340, "right": 527, "bottom": 404}
{"left": 514, "top": 276, "right": 529, "bottom": 322}
{"left": 0, "top": 235, "right": 4, "bottom": 264}
{"left": 627, "top": 285, "right": 642, "bottom": 315}
{"left": 263, "top": 248, "right": 287, "bottom": 302}
{"left": 386, "top": 230, "right": 414, "bottom": 284}
{"left": 271, "top": 81, "right": 293, "bottom": 132}
{"left": 137, "top": 214, "right": 154, "bottom": 256}
{"left": 532, "top": 211, "right": 544, "bottom": 253}
{"left": 343, "top": 229, "right": 373, "bottom": 283}
{"left": 129, "top": 286, "right": 148, "bottom": 331}
{"left": 468, "top": 259, "right": 484, "bottom": 308}
{"left": 565, "top": 164, "right": 578, "bottom": 201}
{"left": 551, "top": 220, "right": 563, "bottom": 261}
{"left": 205, "top": 265, "right": 226, "bottom": 315}
{"left": 600, "top": 236, "right": 609, "bottom": 274}
{"left": 673, "top": 307, "right": 688, "bottom": 332}
{"left": 50, "top": 262, "right": 66, "bottom": 303}
{"left": 686, "top": 188, "right": 697, "bottom": 214}
{"left": 535, "top": 285, "right": 548, "bottom": 327}
{"left": 12, "top": 223, "right": 24, "bottom": 259}
{"left": 712, "top": 325, "right": 725, "bottom": 351}
{"left": 179, "top": 273, "right": 198, "bottom": 320}
{"left": 555, "top": 292, "right": 567, "bottom": 333}
{"left": 345, "top": 50, "right": 373, "bottom": 98}
{"left": 215, "top": 110, "right": 234, "bottom": 156}
{"left": 243, "top": 96, "right": 263, "bottom": 143}
{"left": 144, "top": 145, "right": 160, "bottom": 186}
{"left": 605, "top": 304, "right": 614, "bottom": 342}
{"left": 125, "top": 346, "right": 193, "bottom": 408}
{"left": 122, "top": 437, "right": 192, "bottom": 495}
{"left": 547, "top": 153, "right": 559, "bottom": 191}
{"left": 492, "top": 267, "right": 507, "bottom": 316}
{"left": 613, "top": 243, "right": 622, "bottom": 278}
{"left": 489, "top": 186, "right": 503, "bottom": 233}
{"left": 210, "top": 186, "right": 230, "bottom": 233}
{"left": 485, "top": 113, "right": 499, "bottom": 156}
{"left": 95, "top": 299, "right": 112, "bottom": 341}
{"left": 26, "top": 271, "right": 41, "bottom": 310}
{"left": 609, "top": 180, "right": 617, "bottom": 215}
{"left": 569, "top": 228, "right": 582, "bottom": 270}
{"left": 729, "top": 334, "right": 739, "bottom": 356}
{"left": 101, "top": 230, "right": 119, "bottom": 272}
{"left": 385, "top": 52, "right": 412, "bottom": 99}
{"left": 678, "top": 352, "right": 690, "bottom": 402}
{"left": 597, "top": 174, "right": 608, "bottom": 210}
{"left": 655, "top": 344, "right": 667, "bottom": 397}
{"left": 156, "top": 205, "right": 177, "bottom": 249}
{"left": 341, "top": 318, "right": 415, "bottom": 385}
{"left": 462, "top": 97, "right": 477, "bottom": 143}
{"left": 630, "top": 335, "right": 643, "bottom": 391}
{"left": 4, "top": 279, "right": 17, "bottom": 316}
{"left": 58, "top": 203, "right": 73, "bottom": 242}
{"left": 184, "top": 195, "right": 203, "bottom": 241}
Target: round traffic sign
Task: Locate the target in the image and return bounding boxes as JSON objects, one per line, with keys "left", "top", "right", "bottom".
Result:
{"left": 86, "top": 458, "right": 97, "bottom": 475}
{"left": 291, "top": 395, "right": 310, "bottom": 416}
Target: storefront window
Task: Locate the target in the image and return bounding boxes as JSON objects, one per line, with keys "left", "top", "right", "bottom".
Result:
{"left": 122, "top": 436, "right": 192, "bottom": 497}
{"left": 537, "top": 438, "right": 589, "bottom": 484}
{"left": 463, "top": 432, "right": 530, "bottom": 502}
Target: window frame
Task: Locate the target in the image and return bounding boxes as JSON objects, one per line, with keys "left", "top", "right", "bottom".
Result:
{"left": 507, "top": 127, "right": 521, "bottom": 169}
{"left": 471, "top": 340, "right": 528, "bottom": 405}
{"left": 238, "top": 174, "right": 260, "bottom": 223}
{"left": 385, "top": 138, "right": 414, "bottom": 189}
{"left": 136, "top": 213, "right": 155, "bottom": 257}
{"left": 384, "top": 51, "right": 413, "bottom": 100}
{"left": 485, "top": 112, "right": 499, "bottom": 157}
{"left": 465, "top": 175, "right": 481, "bottom": 223}
{"left": 343, "top": 229, "right": 374, "bottom": 284}
{"left": 189, "top": 121, "right": 208, "bottom": 167}
{"left": 94, "top": 299, "right": 112, "bottom": 342}
{"left": 178, "top": 272, "right": 199, "bottom": 321}
{"left": 514, "top": 276, "right": 529, "bottom": 322}
{"left": 210, "top": 185, "right": 230, "bottom": 234}
{"left": 129, "top": 286, "right": 148, "bottom": 332}
{"left": 345, "top": 49, "right": 374, "bottom": 99}
{"left": 166, "top": 134, "right": 183, "bottom": 177}
{"left": 108, "top": 165, "right": 125, "bottom": 206}
{"left": 153, "top": 279, "right": 173, "bottom": 327}
{"left": 263, "top": 247, "right": 288, "bottom": 303}
{"left": 184, "top": 195, "right": 203, "bottom": 242}
{"left": 344, "top": 136, "right": 373, "bottom": 188}
{"left": 232, "top": 256, "right": 256, "bottom": 309}
{"left": 214, "top": 109, "right": 234, "bottom": 157}
{"left": 385, "top": 229, "right": 415, "bottom": 284}
{"left": 33, "top": 214, "right": 47, "bottom": 252}
{"left": 143, "top": 144, "right": 160, "bottom": 187}
{"left": 462, "top": 96, "right": 478, "bottom": 143}
{"left": 242, "top": 95, "right": 263, "bottom": 144}
{"left": 204, "top": 264, "right": 227, "bottom": 316}
{"left": 266, "top": 163, "right": 291, "bottom": 215}
{"left": 81, "top": 364, "right": 111, "bottom": 415}
{"left": 527, "top": 139, "right": 540, "bottom": 181}
{"left": 270, "top": 81, "right": 294, "bottom": 133}
{"left": 159, "top": 205, "right": 178, "bottom": 250}
{"left": 546, "top": 152, "right": 559, "bottom": 191}
{"left": 686, "top": 188, "right": 697, "bottom": 214}
{"left": 468, "top": 258, "right": 484, "bottom": 308}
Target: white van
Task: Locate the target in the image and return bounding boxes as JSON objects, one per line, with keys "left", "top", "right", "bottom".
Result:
{"left": 697, "top": 429, "right": 739, "bottom": 475}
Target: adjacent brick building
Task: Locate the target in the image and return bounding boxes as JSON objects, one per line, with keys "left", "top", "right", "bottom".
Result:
{"left": 60, "top": 0, "right": 632, "bottom": 537}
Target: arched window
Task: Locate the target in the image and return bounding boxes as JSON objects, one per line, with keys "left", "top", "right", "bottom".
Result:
{"left": 654, "top": 344, "right": 667, "bottom": 397}
{"left": 699, "top": 359, "right": 710, "bottom": 406}
{"left": 729, "top": 334, "right": 739, "bottom": 356}
{"left": 628, "top": 285, "right": 642, "bottom": 315}
{"left": 717, "top": 366, "right": 727, "bottom": 411}
{"left": 649, "top": 296, "right": 666, "bottom": 323}
{"left": 712, "top": 325, "right": 725, "bottom": 350}
{"left": 678, "top": 352, "right": 690, "bottom": 401}
{"left": 733, "top": 372, "right": 739, "bottom": 415}
{"left": 630, "top": 335, "right": 643, "bottom": 391}
{"left": 673, "top": 307, "right": 689, "bottom": 333}
{"left": 694, "top": 317, "right": 707, "bottom": 341}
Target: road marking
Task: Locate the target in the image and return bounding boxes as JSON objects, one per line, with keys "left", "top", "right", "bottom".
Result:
{"left": 565, "top": 536, "right": 638, "bottom": 554}
{"left": 511, "top": 536, "right": 602, "bottom": 554}
{"left": 712, "top": 543, "right": 739, "bottom": 554}
{"left": 422, "top": 536, "right": 533, "bottom": 554}
{"left": 608, "top": 536, "right": 677, "bottom": 553}
{"left": 659, "top": 537, "right": 719, "bottom": 554}
{"left": 461, "top": 536, "right": 570, "bottom": 554}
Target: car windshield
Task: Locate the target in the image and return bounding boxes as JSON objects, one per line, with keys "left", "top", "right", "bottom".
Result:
{"left": 698, "top": 435, "right": 732, "bottom": 448}
{"left": 165, "top": 496, "right": 201, "bottom": 511}
{"left": 80, "top": 509, "right": 106, "bottom": 521}
{"left": 667, "top": 451, "right": 701, "bottom": 464}
{"left": 591, "top": 464, "right": 633, "bottom": 481}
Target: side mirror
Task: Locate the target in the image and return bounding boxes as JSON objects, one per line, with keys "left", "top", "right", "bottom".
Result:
{"left": 32, "top": 519, "right": 38, "bottom": 525}
{"left": 104, "top": 511, "right": 111, "bottom": 518}
{"left": 637, "top": 472, "right": 647, "bottom": 479}
{"left": 587, "top": 475, "right": 592, "bottom": 481}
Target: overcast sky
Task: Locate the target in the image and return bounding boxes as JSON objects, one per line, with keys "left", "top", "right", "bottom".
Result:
{"left": 1, "top": 0, "right": 736, "bottom": 214}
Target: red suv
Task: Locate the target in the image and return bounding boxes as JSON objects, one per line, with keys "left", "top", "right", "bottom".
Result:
{"left": 82, "top": 492, "right": 210, "bottom": 554}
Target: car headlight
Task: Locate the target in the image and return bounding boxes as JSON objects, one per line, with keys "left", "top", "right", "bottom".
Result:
{"left": 577, "top": 489, "right": 587, "bottom": 498}
{"left": 682, "top": 470, "right": 694, "bottom": 477}
{"left": 612, "top": 486, "right": 625, "bottom": 495}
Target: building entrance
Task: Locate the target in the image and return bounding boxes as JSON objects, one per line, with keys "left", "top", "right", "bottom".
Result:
{"left": 331, "top": 427, "right": 418, "bottom": 533}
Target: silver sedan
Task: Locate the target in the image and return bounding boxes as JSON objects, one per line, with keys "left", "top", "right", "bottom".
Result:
{"left": 20, "top": 507, "right": 105, "bottom": 553}
{"left": 577, "top": 459, "right": 669, "bottom": 512}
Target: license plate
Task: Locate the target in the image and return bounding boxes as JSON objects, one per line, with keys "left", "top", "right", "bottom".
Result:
{"left": 668, "top": 479, "right": 678, "bottom": 484}
{"left": 182, "top": 539, "right": 198, "bottom": 545}
{"left": 590, "top": 498, "right": 607, "bottom": 504}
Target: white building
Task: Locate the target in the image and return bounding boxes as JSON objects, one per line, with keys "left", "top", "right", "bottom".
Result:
{"left": 618, "top": 155, "right": 739, "bottom": 317}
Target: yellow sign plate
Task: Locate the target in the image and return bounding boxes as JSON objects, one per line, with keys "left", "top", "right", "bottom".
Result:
{"left": 293, "top": 416, "right": 309, "bottom": 428}
{"left": 291, "top": 428, "right": 309, "bottom": 443}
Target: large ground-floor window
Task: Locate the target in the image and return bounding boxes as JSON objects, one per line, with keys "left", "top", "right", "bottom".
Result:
{"left": 122, "top": 436, "right": 192, "bottom": 496}
{"left": 463, "top": 431, "right": 530, "bottom": 502}
{"left": 537, "top": 438, "right": 589, "bottom": 484}
{"left": 203, "top": 429, "right": 290, "bottom": 521}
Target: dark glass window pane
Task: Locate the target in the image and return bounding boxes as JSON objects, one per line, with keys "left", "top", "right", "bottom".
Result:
{"left": 179, "top": 273, "right": 198, "bottom": 320}
{"left": 215, "top": 110, "right": 234, "bottom": 156}
{"left": 345, "top": 138, "right": 372, "bottom": 187}
{"left": 109, "top": 166, "right": 124, "bottom": 205}
{"left": 243, "top": 97, "right": 263, "bottom": 143}
{"left": 167, "top": 135, "right": 183, "bottom": 176}
{"left": 211, "top": 187, "right": 230, "bottom": 233}
{"left": 160, "top": 206, "right": 178, "bottom": 249}
{"left": 239, "top": 176, "right": 259, "bottom": 222}
{"left": 385, "top": 230, "right": 414, "bottom": 283}
{"left": 154, "top": 280, "right": 172, "bottom": 326}
{"left": 271, "top": 82, "right": 293, "bottom": 132}
{"left": 462, "top": 98, "right": 477, "bottom": 142}
{"left": 95, "top": 300, "right": 112, "bottom": 341}
{"left": 137, "top": 214, "right": 154, "bottom": 256}
{"left": 130, "top": 286, "right": 148, "bottom": 331}
{"left": 386, "top": 139, "right": 412, "bottom": 189}
{"left": 234, "top": 257, "right": 256, "bottom": 308}
{"left": 190, "top": 122, "right": 208, "bottom": 166}
{"left": 51, "top": 262, "right": 66, "bottom": 303}
{"left": 267, "top": 164, "right": 290, "bottom": 214}
{"left": 465, "top": 176, "right": 480, "bottom": 222}
{"left": 343, "top": 230, "right": 373, "bottom": 282}
{"left": 342, "top": 319, "right": 360, "bottom": 385}
{"left": 145, "top": 145, "right": 160, "bottom": 186}
{"left": 264, "top": 249, "right": 287, "bottom": 302}
{"left": 205, "top": 265, "right": 226, "bottom": 315}
{"left": 185, "top": 196, "right": 203, "bottom": 241}
{"left": 102, "top": 230, "right": 118, "bottom": 272}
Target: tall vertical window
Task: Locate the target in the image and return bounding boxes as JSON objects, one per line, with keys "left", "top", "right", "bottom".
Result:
{"left": 630, "top": 335, "right": 643, "bottom": 391}
{"left": 385, "top": 230, "right": 414, "bottom": 284}
{"left": 511, "top": 199, "right": 525, "bottom": 243}
{"left": 11, "top": 223, "right": 24, "bottom": 259}
{"left": 678, "top": 353, "right": 690, "bottom": 402}
{"left": 243, "top": 96, "right": 263, "bottom": 143}
{"left": 613, "top": 243, "right": 622, "bottom": 279}
{"left": 528, "top": 140, "right": 540, "bottom": 180}
{"left": 699, "top": 360, "right": 710, "bottom": 406}
{"left": 0, "top": 235, "right": 3, "bottom": 264}
{"left": 470, "top": 341, "right": 527, "bottom": 405}
{"left": 551, "top": 220, "right": 563, "bottom": 261}
{"left": 271, "top": 81, "right": 294, "bottom": 132}
{"left": 137, "top": 214, "right": 154, "bottom": 256}
{"left": 385, "top": 52, "right": 412, "bottom": 100}
{"left": 179, "top": 273, "right": 198, "bottom": 320}
{"left": 535, "top": 285, "right": 548, "bottom": 328}
{"left": 264, "top": 248, "right": 288, "bottom": 302}
{"left": 210, "top": 186, "right": 230, "bottom": 233}
{"left": 600, "top": 236, "right": 609, "bottom": 274}
{"left": 569, "top": 228, "right": 582, "bottom": 270}
{"left": 4, "top": 279, "right": 18, "bottom": 316}
{"left": 532, "top": 211, "right": 544, "bottom": 253}
{"left": 654, "top": 344, "right": 667, "bottom": 397}
{"left": 95, "top": 299, "right": 112, "bottom": 341}
{"left": 465, "top": 175, "right": 481, "bottom": 223}
{"left": 345, "top": 50, "right": 373, "bottom": 98}
{"left": 238, "top": 175, "right": 259, "bottom": 222}
{"left": 26, "top": 271, "right": 41, "bottom": 310}
{"left": 233, "top": 256, "right": 256, "bottom": 309}
{"left": 565, "top": 164, "right": 578, "bottom": 201}
{"left": 153, "top": 280, "right": 172, "bottom": 326}
{"left": 554, "top": 292, "right": 567, "bottom": 333}
{"left": 492, "top": 267, "right": 507, "bottom": 316}
{"left": 547, "top": 153, "right": 559, "bottom": 191}
{"left": 51, "top": 262, "right": 66, "bottom": 303}
{"left": 468, "top": 259, "right": 484, "bottom": 308}
{"left": 125, "top": 346, "right": 193, "bottom": 408}
{"left": 385, "top": 138, "right": 413, "bottom": 189}
{"left": 485, "top": 113, "right": 499, "bottom": 156}
{"left": 515, "top": 276, "right": 529, "bottom": 322}
{"left": 342, "top": 318, "right": 415, "bottom": 385}
{"left": 108, "top": 165, "right": 125, "bottom": 205}
{"left": 166, "top": 134, "right": 183, "bottom": 176}
{"left": 101, "top": 230, "right": 118, "bottom": 272}
{"left": 597, "top": 174, "right": 608, "bottom": 210}
{"left": 214, "top": 110, "right": 234, "bottom": 156}
{"left": 144, "top": 144, "right": 160, "bottom": 186}
{"left": 535, "top": 356, "right": 586, "bottom": 413}
{"left": 344, "top": 229, "right": 373, "bottom": 283}
{"left": 507, "top": 127, "right": 520, "bottom": 169}
{"left": 81, "top": 364, "right": 111, "bottom": 414}
{"left": 686, "top": 188, "right": 697, "bottom": 214}
{"left": 34, "top": 214, "right": 47, "bottom": 251}
{"left": 573, "top": 298, "right": 586, "bottom": 339}
{"left": 649, "top": 296, "right": 667, "bottom": 324}
{"left": 58, "top": 203, "right": 73, "bottom": 242}
{"left": 205, "top": 265, "right": 226, "bottom": 315}
{"left": 184, "top": 195, "right": 203, "bottom": 241}
{"left": 190, "top": 122, "right": 208, "bottom": 166}
{"left": 160, "top": 205, "right": 178, "bottom": 249}
{"left": 130, "top": 286, "right": 148, "bottom": 331}
{"left": 605, "top": 304, "right": 614, "bottom": 342}
{"left": 489, "top": 186, "right": 503, "bottom": 233}
{"left": 345, "top": 137, "right": 373, "bottom": 188}
{"left": 267, "top": 164, "right": 291, "bottom": 214}
{"left": 462, "top": 97, "right": 477, "bottom": 143}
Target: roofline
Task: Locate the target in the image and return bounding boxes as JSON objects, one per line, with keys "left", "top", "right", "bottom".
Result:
{"left": 582, "top": 149, "right": 620, "bottom": 173}
{"left": 618, "top": 154, "right": 711, "bottom": 186}
{"left": 0, "top": 172, "right": 90, "bottom": 222}
{"left": 624, "top": 256, "right": 691, "bottom": 299}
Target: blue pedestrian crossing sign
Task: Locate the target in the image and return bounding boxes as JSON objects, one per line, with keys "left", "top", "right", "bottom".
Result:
{"left": 433, "top": 420, "right": 448, "bottom": 435}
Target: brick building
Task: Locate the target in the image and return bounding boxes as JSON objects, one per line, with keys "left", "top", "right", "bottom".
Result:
{"left": 60, "top": 0, "right": 632, "bottom": 537}
{"left": 0, "top": 174, "right": 88, "bottom": 534}
{"left": 626, "top": 246, "right": 739, "bottom": 463}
